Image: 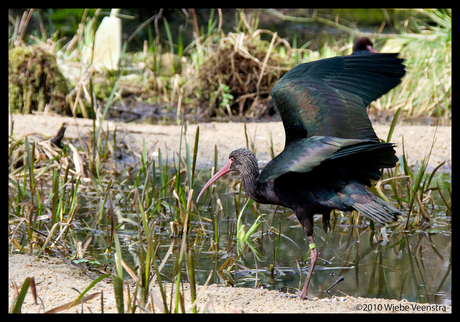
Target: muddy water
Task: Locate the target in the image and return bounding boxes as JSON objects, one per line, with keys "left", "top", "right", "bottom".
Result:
{"left": 74, "top": 171, "right": 451, "bottom": 306}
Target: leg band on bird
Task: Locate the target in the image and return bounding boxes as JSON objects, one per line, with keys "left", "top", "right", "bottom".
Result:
{"left": 299, "top": 236, "right": 318, "bottom": 300}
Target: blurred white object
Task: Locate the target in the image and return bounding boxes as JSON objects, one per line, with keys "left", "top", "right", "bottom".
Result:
{"left": 88, "top": 9, "right": 122, "bottom": 71}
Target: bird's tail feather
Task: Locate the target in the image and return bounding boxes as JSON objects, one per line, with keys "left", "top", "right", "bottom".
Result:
{"left": 353, "top": 196, "right": 400, "bottom": 225}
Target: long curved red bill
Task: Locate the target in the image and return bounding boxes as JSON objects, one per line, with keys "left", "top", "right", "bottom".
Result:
{"left": 196, "top": 158, "right": 233, "bottom": 202}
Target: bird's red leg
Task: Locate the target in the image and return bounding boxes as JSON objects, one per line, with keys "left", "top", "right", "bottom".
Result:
{"left": 299, "top": 235, "right": 317, "bottom": 300}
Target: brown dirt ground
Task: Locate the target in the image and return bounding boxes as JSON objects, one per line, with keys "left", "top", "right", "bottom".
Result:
{"left": 8, "top": 254, "right": 451, "bottom": 313}
{"left": 9, "top": 114, "right": 451, "bottom": 313}
{"left": 10, "top": 113, "right": 451, "bottom": 172}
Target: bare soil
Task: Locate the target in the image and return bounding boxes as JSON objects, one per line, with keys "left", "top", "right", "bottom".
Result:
{"left": 9, "top": 114, "right": 451, "bottom": 313}
{"left": 10, "top": 113, "right": 451, "bottom": 173}
{"left": 8, "top": 254, "right": 451, "bottom": 313}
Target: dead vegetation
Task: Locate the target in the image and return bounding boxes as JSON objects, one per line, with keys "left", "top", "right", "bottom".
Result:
{"left": 9, "top": 123, "right": 83, "bottom": 180}
{"left": 8, "top": 9, "right": 451, "bottom": 122}
{"left": 194, "top": 30, "right": 293, "bottom": 118}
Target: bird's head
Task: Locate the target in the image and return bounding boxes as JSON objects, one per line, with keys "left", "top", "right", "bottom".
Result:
{"left": 353, "top": 37, "right": 378, "bottom": 53}
{"left": 228, "top": 148, "right": 258, "bottom": 173}
{"left": 196, "top": 148, "right": 257, "bottom": 202}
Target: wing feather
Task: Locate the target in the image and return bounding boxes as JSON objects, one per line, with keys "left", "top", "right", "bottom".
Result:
{"left": 259, "top": 136, "right": 397, "bottom": 183}
{"left": 271, "top": 53, "right": 406, "bottom": 143}
{"left": 265, "top": 53, "right": 405, "bottom": 182}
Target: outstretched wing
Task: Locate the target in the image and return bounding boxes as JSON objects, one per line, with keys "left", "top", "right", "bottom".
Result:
{"left": 271, "top": 53, "right": 406, "bottom": 145}
{"left": 261, "top": 53, "right": 404, "bottom": 183}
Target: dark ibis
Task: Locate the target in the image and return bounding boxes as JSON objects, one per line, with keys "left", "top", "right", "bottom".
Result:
{"left": 197, "top": 51, "right": 405, "bottom": 300}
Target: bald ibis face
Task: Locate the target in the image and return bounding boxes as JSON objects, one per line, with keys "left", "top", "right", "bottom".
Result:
{"left": 196, "top": 149, "right": 255, "bottom": 202}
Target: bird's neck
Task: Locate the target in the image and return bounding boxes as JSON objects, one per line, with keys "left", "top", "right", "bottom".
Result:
{"left": 239, "top": 157, "right": 273, "bottom": 204}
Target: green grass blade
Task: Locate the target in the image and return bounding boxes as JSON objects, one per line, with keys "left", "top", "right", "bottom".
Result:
{"left": 56, "top": 274, "right": 110, "bottom": 313}
{"left": 178, "top": 26, "right": 183, "bottom": 58}
{"left": 187, "top": 251, "right": 197, "bottom": 313}
{"left": 163, "top": 17, "right": 175, "bottom": 74}
{"left": 213, "top": 144, "right": 218, "bottom": 173}
{"left": 244, "top": 213, "right": 265, "bottom": 240}
{"left": 113, "top": 234, "right": 124, "bottom": 313}
{"left": 8, "top": 176, "right": 32, "bottom": 198}
{"left": 138, "top": 194, "right": 150, "bottom": 236}
{"left": 386, "top": 107, "right": 401, "bottom": 143}
{"left": 10, "top": 277, "right": 30, "bottom": 313}
{"left": 191, "top": 125, "right": 200, "bottom": 188}
{"left": 237, "top": 198, "right": 254, "bottom": 240}
{"left": 184, "top": 122, "right": 193, "bottom": 191}
{"left": 24, "top": 137, "right": 34, "bottom": 194}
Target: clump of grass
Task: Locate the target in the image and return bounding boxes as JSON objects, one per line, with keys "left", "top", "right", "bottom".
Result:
{"left": 9, "top": 9, "right": 451, "bottom": 122}
{"left": 8, "top": 122, "right": 85, "bottom": 259}
{"left": 7, "top": 108, "right": 210, "bottom": 313}
{"left": 259, "top": 9, "right": 451, "bottom": 120}
{"left": 372, "top": 109, "right": 450, "bottom": 230}
{"left": 374, "top": 9, "right": 451, "bottom": 118}
{"left": 187, "top": 10, "right": 292, "bottom": 119}
{"left": 8, "top": 43, "right": 70, "bottom": 115}
{"left": 236, "top": 199, "right": 265, "bottom": 242}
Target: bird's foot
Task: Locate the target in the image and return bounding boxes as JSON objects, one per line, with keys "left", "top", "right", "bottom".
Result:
{"left": 298, "top": 291, "right": 314, "bottom": 301}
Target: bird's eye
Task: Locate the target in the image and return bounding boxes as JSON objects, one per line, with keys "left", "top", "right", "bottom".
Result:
{"left": 230, "top": 157, "right": 234, "bottom": 162}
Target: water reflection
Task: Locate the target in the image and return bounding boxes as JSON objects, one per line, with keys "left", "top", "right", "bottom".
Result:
{"left": 210, "top": 204, "right": 451, "bottom": 305}
{"left": 73, "top": 171, "right": 451, "bottom": 305}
